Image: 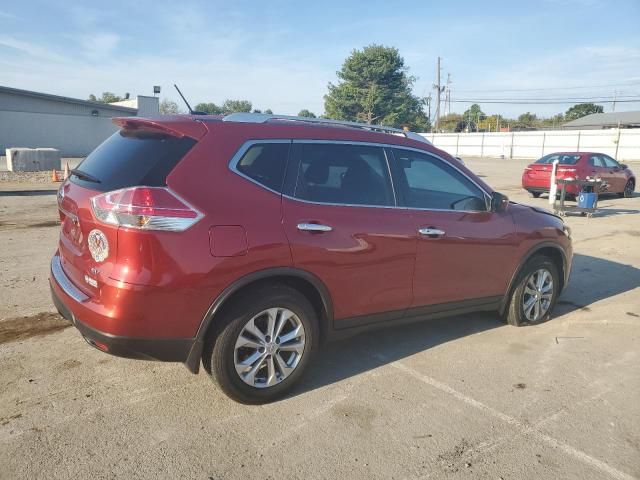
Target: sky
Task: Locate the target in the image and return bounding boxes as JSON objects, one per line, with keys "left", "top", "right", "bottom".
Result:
{"left": 1, "top": 0, "right": 639, "bottom": 119}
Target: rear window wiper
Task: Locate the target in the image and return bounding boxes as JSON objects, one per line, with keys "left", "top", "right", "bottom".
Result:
{"left": 70, "top": 168, "right": 101, "bottom": 184}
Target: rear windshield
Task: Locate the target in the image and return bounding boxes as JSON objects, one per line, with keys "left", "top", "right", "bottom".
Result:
{"left": 535, "top": 154, "right": 581, "bottom": 165}
{"left": 70, "top": 130, "right": 196, "bottom": 191}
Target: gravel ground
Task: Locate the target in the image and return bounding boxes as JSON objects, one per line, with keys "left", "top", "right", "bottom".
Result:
{"left": 0, "top": 157, "right": 638, "bottom": 479}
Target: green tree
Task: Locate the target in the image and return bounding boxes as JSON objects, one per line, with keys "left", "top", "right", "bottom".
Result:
{"left": 438, "top": 113, "right": 463, "bottom": 132}
{"left": 463, "top": 104, "right": 485, "bottom": 120}
{"left": 539, "top": 113, "right": 565, "bottom": 128}
{"left": 194, "top": 100, "right": 253, "bottom": 115}
{"left": 264, "top": 108, "right": 273, "bottom": 114}
{"left": 194, "top": 102, "right": 223, "bottom": 114}
{"left": 222, "top": 99, "right": 252, "bottom": 113}
{"left": 298, "top": 109, "right": 316, "bottom": 118}
{"left": 324, "top": 44, "right": 429, "bottom": 131}
{"left": 565, "top": 103, "right": 604, "bottom": 122}
{"left": 88, "top": 92, "right": 125, "bottom": 103}
{"left": 159, "top": 99, "right": 181, "bottom": 115}
{"left": 518, "top": 112, "right": 537, "bottom": 125}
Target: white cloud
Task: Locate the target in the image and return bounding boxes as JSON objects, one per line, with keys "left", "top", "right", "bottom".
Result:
{"left": 0, "top": 35, "right": 67, "bottom": 62}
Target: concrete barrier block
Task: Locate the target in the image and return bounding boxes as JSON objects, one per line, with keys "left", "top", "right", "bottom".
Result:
{"left": 6, "top": 148, "right": 61, "bottom": 172}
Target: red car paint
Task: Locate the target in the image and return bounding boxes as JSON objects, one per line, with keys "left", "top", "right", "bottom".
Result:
{"left": 522, "top": 152, "right": 635, "bottom": 196}
{"left": 50, "top": 115, "right": 573, "bottom": 370}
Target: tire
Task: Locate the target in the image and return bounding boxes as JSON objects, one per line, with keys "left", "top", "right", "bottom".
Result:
{"left": 203, "top": 284, "right": 319, "bottom": 404}
{"left": 531, "top": 191, "right": 541, "bottom": 198}
{"left": 621, "top": 179, "right": 635, "bottom": 198}
{"left": 504, "top": 256, "right": 560, "bottom": 327}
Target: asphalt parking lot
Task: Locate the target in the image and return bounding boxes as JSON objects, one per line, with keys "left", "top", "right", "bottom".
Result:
{"left": 1, "top": 157, "right": 639, "bottom": 480}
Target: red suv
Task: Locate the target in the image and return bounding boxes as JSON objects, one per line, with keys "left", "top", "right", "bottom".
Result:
{"left": 51, "top": 113, "right": 573, "bottom": 403}
{"left": 522, "top": 152, "right": 635, "bottom": 198}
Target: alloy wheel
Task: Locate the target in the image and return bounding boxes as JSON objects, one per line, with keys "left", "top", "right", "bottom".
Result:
{"left": 234, "top": 308, "right": 305, "bottom": 388}
{"left": 624, "top": 180, "right": 635, "bottom": 198}
{"left": 522, "top": 268, "right": 554, "bottom": 322}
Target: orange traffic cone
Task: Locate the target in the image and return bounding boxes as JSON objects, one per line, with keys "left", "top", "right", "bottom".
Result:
{"left": 52, "top": 169, "right": 60, "bottom": 182}
{"left": 63, "top": 162, "right": 70, "bottom": 180}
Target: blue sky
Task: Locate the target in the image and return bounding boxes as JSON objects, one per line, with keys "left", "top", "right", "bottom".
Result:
{"left": 1, "top": 0, "right": 639, "bottom": 118}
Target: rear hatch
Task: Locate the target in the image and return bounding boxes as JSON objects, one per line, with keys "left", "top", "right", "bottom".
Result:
{"left": 57, "top": 120, "right": 200, "bottom": 297}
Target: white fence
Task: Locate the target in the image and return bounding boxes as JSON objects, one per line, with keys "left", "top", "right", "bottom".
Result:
{"left": 421, "top": 129, "right": 640, "bottom": 162}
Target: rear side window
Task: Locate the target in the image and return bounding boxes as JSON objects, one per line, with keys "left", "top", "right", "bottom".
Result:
{"left": 71, "top": 130, "right": 196, "bottom": 192}
{"left": 235, "top": 143, "right": 290, "bottom": 192}
{"left": 589, "top": 155, "right": 605, "bottom": 167}
{"left": 535, "top": 154, "right": 581, "bottom": 165}
{"left": 293, "top": 143, "right": 394, "bottom": 206}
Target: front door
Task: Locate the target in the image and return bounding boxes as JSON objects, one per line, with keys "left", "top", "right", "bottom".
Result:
{"left": 601, "top": 154, "right": 626, "bottom": 192}
{"left": 281, "top": 142, "right": 415, "bottom": 324}
{"left": 388, "top": 148, "right": 518, "bottom": 308}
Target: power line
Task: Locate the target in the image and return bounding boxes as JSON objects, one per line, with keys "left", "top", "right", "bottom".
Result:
{"left": 453, "top": 80, "right": 640, "bottom": 93}
{"left": 451, "top": 95, "right": 640, "bottom": 102}
{"left": 449, "top": 99, "right": 640, "bottom": 104}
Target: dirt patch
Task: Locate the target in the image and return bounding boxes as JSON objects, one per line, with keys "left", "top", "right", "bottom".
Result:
{"left": 0, "top": 312, "right": 71, "bottom": 345}
{"left": 0, "top": 220, "right": 59, "bottom": 230}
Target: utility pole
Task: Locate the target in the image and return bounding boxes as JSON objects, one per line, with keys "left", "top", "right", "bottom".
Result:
{"left": 425, "top": 93, "right": 432, "bottom": 123}
{"left": 612, "top": 90, "right": 617, "bottom": 112}
{"left": 446, "top": 73, "right": 452, "bottom": 116}
{"left": 434, "top": 57, "right": 441, "bottom": 132}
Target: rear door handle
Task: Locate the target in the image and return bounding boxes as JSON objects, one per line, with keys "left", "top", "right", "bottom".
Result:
{"left": 297, "top": 223, "right": 333, "bottom": 233}
{"left": 418, "top": 227, "right": 445, "bottom": 237}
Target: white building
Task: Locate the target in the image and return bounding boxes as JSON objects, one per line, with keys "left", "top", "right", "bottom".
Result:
{"left": 0, "top": 86, "right": 159, "bottom": 157}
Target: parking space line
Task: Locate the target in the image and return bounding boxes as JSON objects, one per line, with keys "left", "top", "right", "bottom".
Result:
{"left": 376, "top": 356, "right": 636, "bottom": 480}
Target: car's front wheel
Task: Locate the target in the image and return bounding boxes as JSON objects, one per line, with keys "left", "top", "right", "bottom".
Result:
{"left": 504, "top": 256, "right": 560, "bottom": 326}
{"left": 530, "top": 191, "right": 541, "bottom": 198}
{"left": 204, "top": 284, "right": 318, "bottom": 404}
{"left": 620, "top": 179, "right": 635, "bottom": 198}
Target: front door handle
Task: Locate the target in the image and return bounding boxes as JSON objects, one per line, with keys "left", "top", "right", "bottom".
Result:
{"left": 418, "top": 227, "right": 445, "bottom": 237}
{"left": 297, "top": 223, "right": 333, "bottom": 233}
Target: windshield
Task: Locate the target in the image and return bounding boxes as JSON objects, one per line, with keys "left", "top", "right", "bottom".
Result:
{"left": 535, "top": 154, "right": 581, "bottom": 165}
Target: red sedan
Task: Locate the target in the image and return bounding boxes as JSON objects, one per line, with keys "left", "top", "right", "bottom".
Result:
{"left": 522, "top": 152, "right": 635, "bottom": 198}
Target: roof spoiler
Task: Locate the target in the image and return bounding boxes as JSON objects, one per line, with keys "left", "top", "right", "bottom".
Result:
{"left": 112, "top": 118, "right": 187, "bottom": 138}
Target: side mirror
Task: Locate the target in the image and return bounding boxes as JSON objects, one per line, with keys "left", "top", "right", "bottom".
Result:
{"left": 620, "top": 163, "right": 628, "bottom": 170}
{"left": 490, "top": 192, "right": 509, "bottom": 213}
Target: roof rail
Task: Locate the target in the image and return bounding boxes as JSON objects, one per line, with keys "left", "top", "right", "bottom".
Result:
{"left": 222, "top": 112, "right": 431, "bottom": 145}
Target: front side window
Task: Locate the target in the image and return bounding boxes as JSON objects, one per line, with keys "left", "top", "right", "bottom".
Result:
{"left": 602, "top": 155, "right": 620, "bottom": 168}
{"left": 392, "top": 149, "right": 487, "bottom": 211}
{"left": 236, "top": 142, "right": 290, "bottom": 192}
{"left": 293, "top": 143, "right": 394, "bottom": 206}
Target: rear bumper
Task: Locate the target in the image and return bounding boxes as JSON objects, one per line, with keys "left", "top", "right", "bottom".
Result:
{"left": 522, "top": 175, "right": 580, "bottom": 195}
{"left": 50, "top": 255, "right": 194, "bottom": 363}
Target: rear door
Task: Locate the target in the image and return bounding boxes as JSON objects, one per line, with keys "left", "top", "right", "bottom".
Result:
{"left": 281, "top": 141, "right": 415, "bottom": 325}
{"left": 57, "top": 129, "right": 196, "bottom": 295}
{"left": 389, "top": 148, "right": 517, "bottom": 308}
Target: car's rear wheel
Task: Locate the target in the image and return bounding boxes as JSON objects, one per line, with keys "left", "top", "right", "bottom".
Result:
{"left": 204, "top": 284, "right": 318, "bottom": 404}
{"left": 504, "top": 256, "right": 560, "bottom": 327}
{"left": 621, "top": 179, "right": 635, "bottom": 198}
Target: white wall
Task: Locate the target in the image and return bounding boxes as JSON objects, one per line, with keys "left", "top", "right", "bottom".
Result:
{"left": 0, "top": 110, "right": 119, "bottom": 157}
{"left": 422, "top": 129, "right": 640, "bottom": 162}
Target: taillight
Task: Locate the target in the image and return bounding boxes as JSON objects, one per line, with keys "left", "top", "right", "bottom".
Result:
{"left": 91, "top": 187, "right": 202, "bottom": 232}
{"left": 557, "top": 167, "right": 577, "bottom": 174}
